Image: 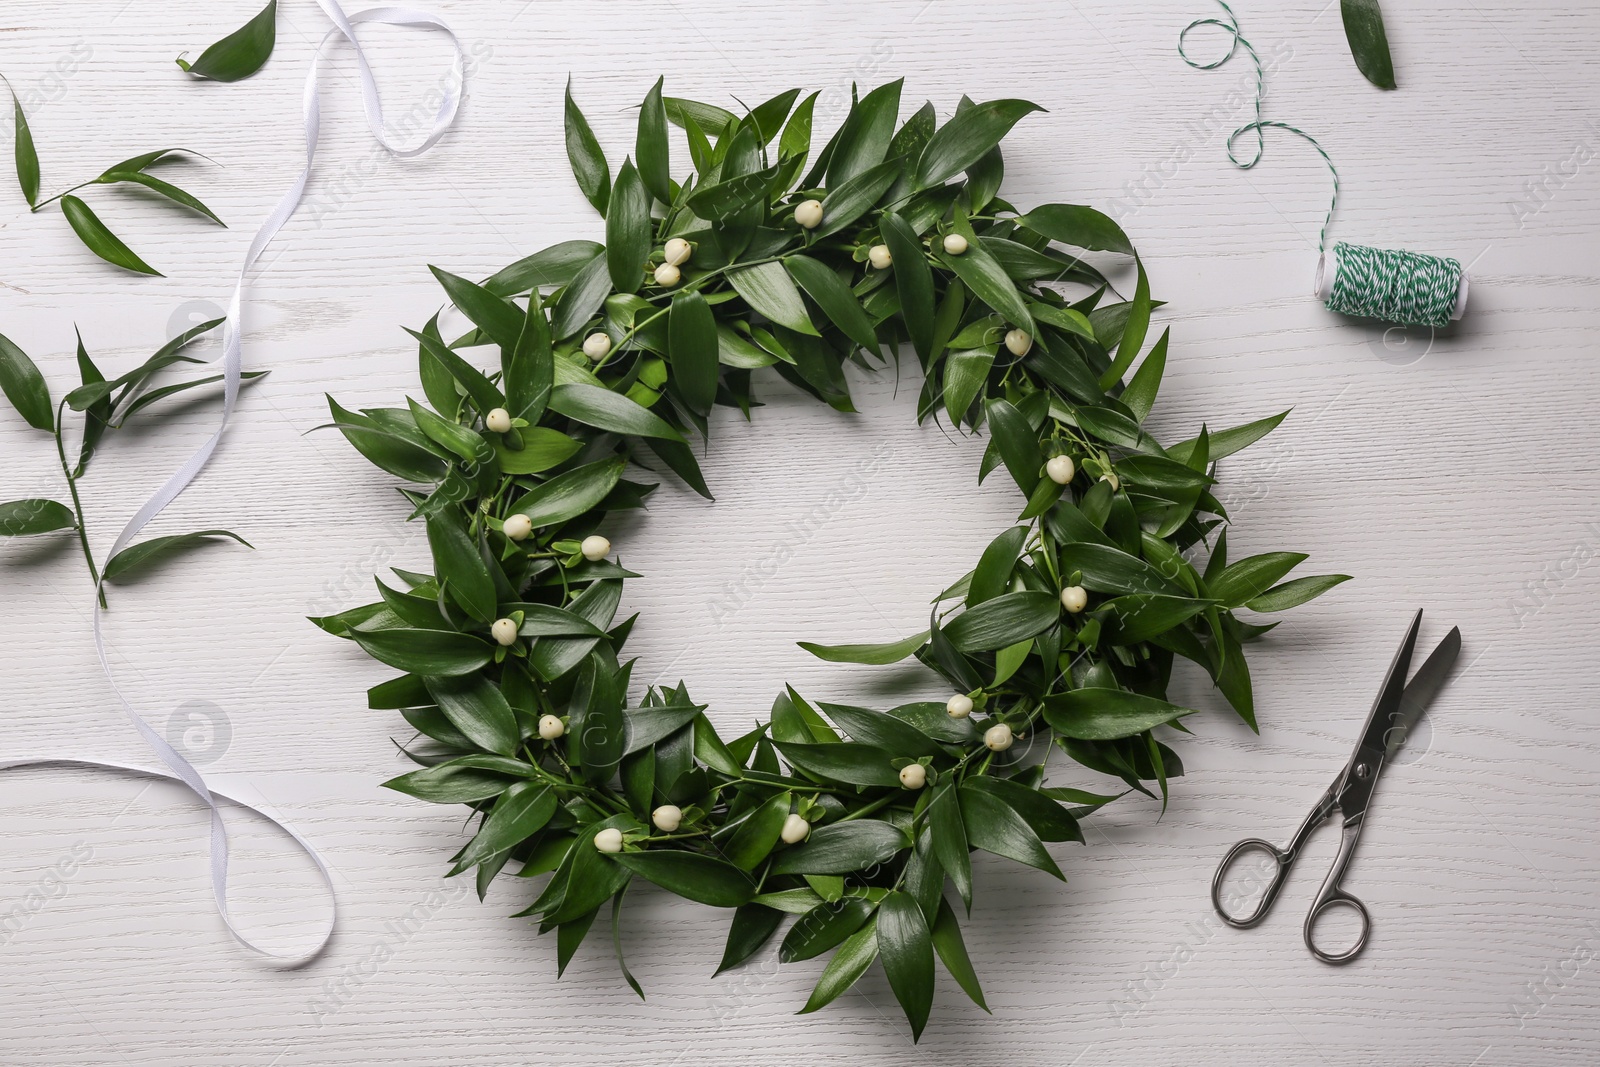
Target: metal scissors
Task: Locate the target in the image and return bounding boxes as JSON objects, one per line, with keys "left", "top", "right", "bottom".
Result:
{"left": 1211, "top": 610, "right": 1461, "bottom": 964}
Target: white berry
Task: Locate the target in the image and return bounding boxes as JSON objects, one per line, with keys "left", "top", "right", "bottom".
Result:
{"left": 899, "top": 763, "right": 927, "bottom": 790}
{"left": 794, "top": 199, "right": 824, "bottom": 229}
{"left": 946, "top": 694, "right": 974, "bottom": 719}
{"left": 663, "top": 238, "right": 692, "bottom": 266}
{"left": 654, "top": 263, "right": 681, "bottom": 287}
{"left": 1004, "top": 329, "right": 1033, "bottom": 356}
{"left": 942, "top": 233, "right": 969, "bottom": 256}
{"left": 580, "top": 534, "right": 611, "bottom": 562}
{"left": 1046, "top": 455, "right": 1076, "bottom": 485}
{"left": 867, "top": 244, "right": 893, "bottom": 269}
{"left": 485, "top": 407, "right": 512, "bottom": 434}
{"left": 780, "top": 813, "right": 810, "bottom": 844}
{"left": 538, "top": 714, "right": 565, "bottom": 740}
{"left": 1061, "top": 585, "right": 1089, "bottom": 614}
{"left": 582, "top": 332, "right": 612, "bottom": 361}
{"left": 502, "top": 513, "right": 534, "bottom": 541}
{"left": 984, "top": 723, "right": 1014, "bottom": 751}
{"left": 594, "top": 827, "right": 624, "bottom": 853}
{"left": 651, "top": 804, "right": 683, "bottom": 832}
{"left": 491, "top": 618, "right": 518, "bottom": 646}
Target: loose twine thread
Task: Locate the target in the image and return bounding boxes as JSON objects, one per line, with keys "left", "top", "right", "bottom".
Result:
{"left": 1179, "top": 1, "right": 1465, "bottom": 328}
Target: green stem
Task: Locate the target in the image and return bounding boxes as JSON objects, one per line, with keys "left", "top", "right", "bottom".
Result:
{"left": 53, "top": 401, "right": 105, "bottom": 608}
{"left": 30, "top": 179, "right": 95, "bottom": 213}
{"left": 839, "top": 790, "right": 902, "bottom": 822}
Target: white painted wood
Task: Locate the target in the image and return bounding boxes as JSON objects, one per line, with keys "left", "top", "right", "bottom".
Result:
{"left": 2, "top": 0, "right": 1598, "bottom": 1063}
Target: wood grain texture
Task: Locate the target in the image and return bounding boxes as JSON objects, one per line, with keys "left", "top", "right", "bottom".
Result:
{"left": 2, "top": 1, "right": 1599, "bottom": 1063}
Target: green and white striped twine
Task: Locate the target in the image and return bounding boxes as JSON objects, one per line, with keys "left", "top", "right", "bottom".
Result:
{"left": 1179, "top": 1, "right": 1468, "bottom": 328}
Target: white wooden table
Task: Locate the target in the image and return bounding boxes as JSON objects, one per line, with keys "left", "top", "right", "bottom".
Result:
{"left": 3, "top": 1, "right": 1597, "bottom": 1063}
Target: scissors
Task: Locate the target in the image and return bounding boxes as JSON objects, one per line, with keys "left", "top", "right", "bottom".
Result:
{"left": 1211, "top": 609, "right": 1462, "bottom": 964}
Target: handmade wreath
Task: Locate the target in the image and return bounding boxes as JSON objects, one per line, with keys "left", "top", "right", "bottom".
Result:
{"left": 314, "top": 79, "right": 1347, "bottom": 1037}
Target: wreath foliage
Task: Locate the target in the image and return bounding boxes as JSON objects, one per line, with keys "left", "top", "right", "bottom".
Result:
{"left": 315, "top": 79, "right": 1348, "bottom": 1037}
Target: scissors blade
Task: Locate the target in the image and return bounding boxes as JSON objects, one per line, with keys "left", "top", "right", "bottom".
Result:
{"left": 1384, "top": 626, "right": 1462, "bottom": 759}
{"left": 1353, "top": 610, "right": 1423, "bottom": 757}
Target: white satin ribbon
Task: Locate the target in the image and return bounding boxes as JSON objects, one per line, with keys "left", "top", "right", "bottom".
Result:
{"left": 6, "top": 0, "right": 464, "bottom": 964}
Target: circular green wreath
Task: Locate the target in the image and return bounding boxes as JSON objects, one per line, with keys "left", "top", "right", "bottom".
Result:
{"left": 315, "top": 79, "right": 1348, "bottom": 1037}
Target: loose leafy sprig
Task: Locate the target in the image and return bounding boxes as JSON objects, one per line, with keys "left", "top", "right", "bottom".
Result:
{"left": 176, "top": 1, "right": 278, "bottom": 83}
{"left": 321, "top": 78, "right": 1348, "bottom": 1038}
{"left": 0, "top": 322, "right": 261, "bottom": 600}
{"left": 3, "top": 76, "right": 224, "bottom": 275}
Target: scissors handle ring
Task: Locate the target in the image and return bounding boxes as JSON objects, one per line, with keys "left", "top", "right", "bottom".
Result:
{"left": 1211, "top": 837, "right": 1292, "bottom": 928}
{"left": 1305, "top": 890, "right": 1371, "bottom": 964}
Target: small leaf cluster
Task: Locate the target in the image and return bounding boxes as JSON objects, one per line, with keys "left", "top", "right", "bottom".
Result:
{"left": 3, "top": 81, "right": 224, "bottom": 275}
{"left": 0, "top": 322, "right": 259, "bottom": 598}
{"left": 323, "top": 78, "right": 1349, "bottom": 1037}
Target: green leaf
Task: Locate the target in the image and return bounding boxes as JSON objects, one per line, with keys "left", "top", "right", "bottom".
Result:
{"left": 781, "top": 898, "right": 873, "bottom": 963}
{"left": 969, "top": 525, "right": 1028, "bottom": 607}
{"left": 876, "top": 890, "right": 935, "bottom": 1041}
{"left": 798, "top": 631, "right": 928, "bottom": 665}
{"left": 667, "top": 290, "right": 719, "bottom": 415}
{"left": 562, "top": 78, "right": 610, "bottom": 214}
{"left": 350, "top": 628, "right": 492, "bottom": 677}
{"left": 176, "top": 0, "right": 277, "bottom": 82}
{"left": 729, "top": 261, "right": 817, "bottom": 336}
{"left": 958, "top": 781, "right": 1063, "bottom": 879}
{"left": 451, "top": 782, "right": 556, "bottom": 873}
{"left": 426, "top": 673, "right": 521, "bottom": 756}
{"left": 784, "top": 255, "right": 879, "bottom": 355}
{"left": 1057, "top": 541, "right": 1186, "bottom": 596}
{"left": 819, "top": 703, "right": 942, "bottom": 759}
{"left": 1245, "top": 573, "right": 1352, "bottom": 612}
{"left": 0, "top": 331, "right": 54, "bottom": 431}
{"left": 961, "top": 776, "right": 1081, "bottom": 843}
{"left": 430, "top": 266, "right": 524, "bottom": 351}
{"left": 635, "top": 77, "right": 671, "bottom": 205}
{"left": 685, "top": 165, "right": 780, "bottom": 221}
{"left": 0, "top": 499, "right": 75, "bottom": 536}
{"left": 1121, "top": 327, "right": 1169, "bottom": 422}
{"left": 484, "top": 241, "right": 603, "bottom": 299}
{"left": 493, "top": 428, "right": 579, "bottom": 475}
{"left": 826, "top": 79, "right": 902, "bottom": 186}
{"left": 772, "top": 740, "right": 899, "bottom": 788}
{"left": 326, "top": 396, "right": 448, "bottom": 484}
{"left": 10, "top": 88, "right": 40, "bottom": 206}
{"left": 1097, "top": 593, "right": 1213, "bottom": 644}
{"left": 914, "top": 98, "right": 1042, "bottom": 190}
{"left": 928, "top": 782, "right": 972, "bottom": 907}
{"left": 769, "top": 820, "right": 910, "bottom": 876}
{"left": 611, "top": 850, "right": 753, "bottom": 908}
{"left": 381, "top": 754, "right": 529, "bottom": 804}
{"left": 984, "top": 399, "right": 1040, "bottom": 495}
{"left": 403, "top": 328, "right": 504, "bottom": 416}
{"left": 813, "top": 158, "right": 901, "bottom": 240}
{"left": 551, "top": 250, "right": 613, "bottom": 340}
{"left": 931, "top": 897, "right": 988, "bottom": 1011}
{"left": 1342, "top": 0, "right": 1397, "bottom": 90}
{"left": 508, "top": 456, "right": 625, "bottom": 528}
{"left": 103, "top": 530, "right": 250, "bottom": 582}
{"left": 1016, "top": 204, "right": 1135, "bottom": 255}
{"left": 548, "top": 383, "right": 684, "bottom": 441}
{"left": 1209, "top": 552, "right": 1308, "bottom": 607}
{"left": 95, "top": 171, "right": 223, "bottom": 225}
{"left": 426, "top": 509, "right": 497, "bottom": 622}
{"left": 941, "top": 348, "right": 993, "bottom": 425}
{"left": 725, "top": 790, "right": 792, "bottom": 871}
{"left": 935, "top": 240, "right": 1031, "bottom": 333}
{"left": 944, "top": 591, "right": 1058, "bottom": 653}
{"left": 798, "top": 919, "right": 878, "bottom": 1014}
{"left": 1168, "top": 410, "right": 1287, "bottom": 464}
{"left": 716, "top": 903, "right": 784, "bottom": 975}
{"left": 747, "top": 87, "right": 801, "bottom": 146}
{"left": 1043, "top": 688, "right": 1194, "bottom": 740}
{"left": 880, "top": 212, "right": 934, "bottom": 360}
{"left": 60, "top": 195, "right": 161, "bottom": 276}
{"left": 571, "top": 651, "right": 625, "bottom": 780}
{"left": 606, "top": 159, "right": 651, "bottom": 294}
{"left": 663, "top": 97, "right": 736, "bottom": 134}
{"left": 1097, "top": 257, "right": 1149, "bottom": 389}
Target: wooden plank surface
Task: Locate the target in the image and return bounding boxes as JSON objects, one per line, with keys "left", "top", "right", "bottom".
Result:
{"left": 2, "top": 1, "right": 1597, "bottom": 1063}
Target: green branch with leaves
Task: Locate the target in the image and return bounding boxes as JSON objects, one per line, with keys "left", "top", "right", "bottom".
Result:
{"left": 0, "top": 322, "right": 262, "bottom": 600}
{"left": 319, "top": 78, "right": 1348, "bottom": 1038}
